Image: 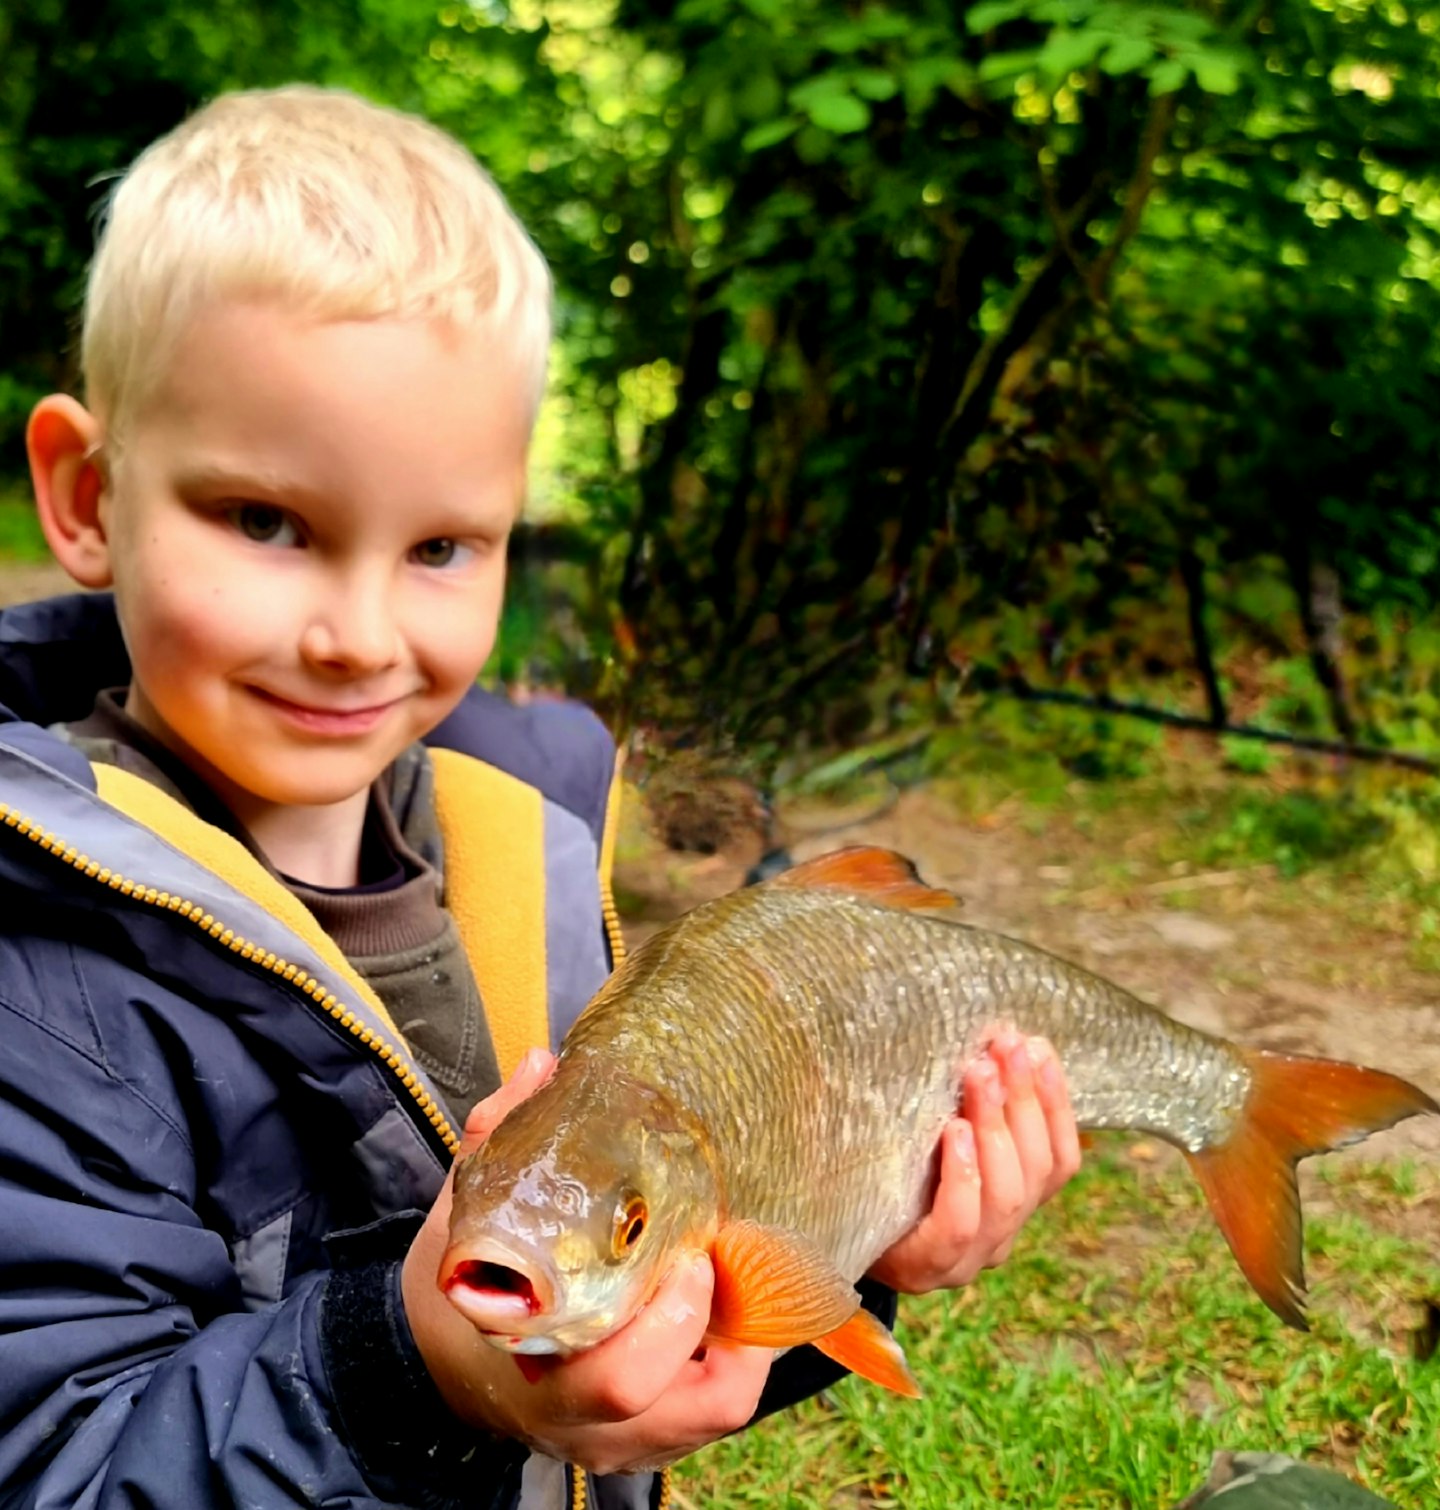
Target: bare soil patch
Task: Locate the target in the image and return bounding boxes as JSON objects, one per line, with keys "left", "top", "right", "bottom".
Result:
{"left": 0, "top": 561, "right": 73, "bottom": 608}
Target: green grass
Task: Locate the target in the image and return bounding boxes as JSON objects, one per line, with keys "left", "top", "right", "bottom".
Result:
{"left": 0, "top": 484, "right": 49, "bottom": 562}
{"left": 673, "top": 1149, "right": 1440, "bottom": 1508}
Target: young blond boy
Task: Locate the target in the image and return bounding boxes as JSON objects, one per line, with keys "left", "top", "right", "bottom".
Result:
{"left": 0, "top": 87, "right": 1080, "bottom": 1508}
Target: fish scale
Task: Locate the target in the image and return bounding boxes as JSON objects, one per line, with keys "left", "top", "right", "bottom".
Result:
{"left": 584, "top": 882, "right": 1248, "bottom": 1267}
{"left": 443, "top": 846, "right": 1437, "bottom": 1388}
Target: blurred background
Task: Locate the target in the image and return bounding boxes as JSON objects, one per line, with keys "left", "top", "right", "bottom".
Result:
{"left": 4, "top": 6, "right": 1440, "bottom": 1502}
{"left": 6, "top": 0, "right": 1440, "bottom": 766}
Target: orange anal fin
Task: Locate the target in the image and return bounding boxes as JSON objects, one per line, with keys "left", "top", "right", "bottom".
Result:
{"left": 812, "top": 1308, "right": 922, "bottom": 1399}
{"left": 1189, "top": 1050, "right": 1438, "bottom": 1330}
{"left": 708, "top": 1220, "right": 859, "bottom": 1347}
{"left": 770, "top": 846, "right": 959, "bottom": 914}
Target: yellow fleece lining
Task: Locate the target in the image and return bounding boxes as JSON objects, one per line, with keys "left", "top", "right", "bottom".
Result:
{"left": 93, "top": 750, "right": 554, "bottom": 1087}
{"left": 90, "top": 763, "right": 400, "bottom": 1037}
{"left": 428, "top": 747, "right": 548, "bottom": 1080}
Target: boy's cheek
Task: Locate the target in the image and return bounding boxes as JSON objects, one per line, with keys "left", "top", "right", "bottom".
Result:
{"left": 424, "top": 569, "right": 507, "bottom": 684}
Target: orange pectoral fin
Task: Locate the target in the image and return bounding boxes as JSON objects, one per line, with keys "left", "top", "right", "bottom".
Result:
{"left": 812, "top": 1308, "right": 922, "bottom": 1399}
{"left": 708, "top": 1220, "right": 859, "bottom": 1348}
{"left": 770, "top": 846, "right": 960, "bottom": 915}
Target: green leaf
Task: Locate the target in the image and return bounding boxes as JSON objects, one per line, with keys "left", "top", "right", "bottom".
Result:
{"left": 819, "top": 21, "right": 867, "bottom": 53}
{"left": 851, "top": 68, "right": 899, "bottom": 102}
{"left": 977, "top": 48, "right": 1041, "bottom": 84}
{"left": 820, "top": 12, "right": 910, "bottom": 51}
{"left": 1192, "top": 48, "right": 1243, "bottom": 94}
{"left": 702, "top": 88, "right": 736, "bottom": 141}
{"left": 967, "top": 0, "right": 1027, "bottom": 32}
{"left": 804, "top": 89, "right": 871, "bottom": 134}
{"left": 791, "top": 73, "right": 873, "bottom": 134}
{"left": 793, "top": 123, "right": 834, "bottom": 163}
{"left": 902, "top": 55, "right": 973, "bottom": 112}
{"left": 1100, "top": 36, "right": 1154, "bottom": 75}
{"left": 673, "top": 0, "right": 727, "bottom": 22}
{"left": 1038, "top": 26, "right": 1110, "bottom": 78}
{"left": 1148, "top": 56, "right": 1189, "bottom": 95}
{"left": 741, "top": 116, "right": 800, "bottom": 152}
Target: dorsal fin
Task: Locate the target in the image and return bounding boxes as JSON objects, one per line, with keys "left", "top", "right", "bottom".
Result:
{"left": 768, "top": 846, "right": 960, "bottom": 913}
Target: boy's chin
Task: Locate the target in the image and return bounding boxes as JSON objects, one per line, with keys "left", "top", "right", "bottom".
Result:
{"left": 210, "top": 753, "right": 393, "bottom": 814}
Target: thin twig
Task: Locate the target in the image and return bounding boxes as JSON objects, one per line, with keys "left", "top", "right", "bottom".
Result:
{"left": 1004, "top": 677, "right": 1440, "bottom": 774}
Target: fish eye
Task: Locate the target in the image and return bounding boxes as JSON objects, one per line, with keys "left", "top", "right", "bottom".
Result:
{"left": 611, "top": 1193, "right": 648, "bottom": 1260}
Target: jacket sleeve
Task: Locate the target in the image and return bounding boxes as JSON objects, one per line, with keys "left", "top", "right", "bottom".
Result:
{"left": 0, "top": 959, "right": 524, "bottom": 1510}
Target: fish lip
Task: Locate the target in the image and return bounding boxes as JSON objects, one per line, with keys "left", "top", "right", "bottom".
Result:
{"left": 438, "top": 1238, "right": 558, "bottom": 1332}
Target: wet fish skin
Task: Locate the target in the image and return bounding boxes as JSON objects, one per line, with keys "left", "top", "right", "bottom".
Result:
{"left": 442, "top": 847, "right": 1436, "bottom": 1390}
{"left": 447, "top": 1066, "right": 719, "bottom": 1354}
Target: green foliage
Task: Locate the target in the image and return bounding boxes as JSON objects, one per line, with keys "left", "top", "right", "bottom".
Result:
{"left": 0, "top": 489, "right": 47, "bottom": 563}
{"left": 1219, "top": 734, "right": 1279, "bottom": 776}
{"left": 7, "top": 0, "right": 1440, "bottom": 770}
{"left": 967, "top": 0, "right": 1247, "bottom": 97}
{"left": 1197, "top": 790, "right": 1390, "bottom": 878}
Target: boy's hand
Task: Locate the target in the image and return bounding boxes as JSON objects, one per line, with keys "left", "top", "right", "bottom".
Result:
{"left": 867, "top": 1029, "right": 1081, "bottom": 1294}
{"left": 401, "top": 1051, "right": 773, "bottom": 1475}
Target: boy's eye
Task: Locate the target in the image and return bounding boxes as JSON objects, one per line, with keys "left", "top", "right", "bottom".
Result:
{"left": 413, "top": 538, "right": 464, "bottom": 568}
{"left": 228, "top": 504, "right": 300, "bottom": 547}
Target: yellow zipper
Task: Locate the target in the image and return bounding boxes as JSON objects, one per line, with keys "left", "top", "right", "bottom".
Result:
{"left": 568, "top": 1464, "right": 671, "bottom": 1509}
{"left": 0, "top": 801, "right": 461, "bottom": 1157}
{"left": 598, "top": 877, "right": 628, "bottom": 969}
{"left": 597, "top": 755, "right": 629, "bottom": 969}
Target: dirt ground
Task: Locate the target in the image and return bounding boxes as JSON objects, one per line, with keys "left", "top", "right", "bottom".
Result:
{"left": 0, "top": 560, "right": 73, "bottom": 608}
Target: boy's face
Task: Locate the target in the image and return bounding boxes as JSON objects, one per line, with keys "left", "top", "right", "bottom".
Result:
{"left": 97, "top": 302, "right": 531, "bottom": 817}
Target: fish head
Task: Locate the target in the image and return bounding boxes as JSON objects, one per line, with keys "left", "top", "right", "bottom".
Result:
{"left": 440, "top": 1061, "right": 719, "bottom": 1355}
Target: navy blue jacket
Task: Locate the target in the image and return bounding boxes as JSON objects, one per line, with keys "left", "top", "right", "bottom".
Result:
{"left": 0, "top": 594, "right": 889, "bottom": 1510}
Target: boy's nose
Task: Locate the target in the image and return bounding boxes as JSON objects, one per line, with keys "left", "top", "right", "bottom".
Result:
{"left": 299, "top": 579, "right": 402, "bottom": 675}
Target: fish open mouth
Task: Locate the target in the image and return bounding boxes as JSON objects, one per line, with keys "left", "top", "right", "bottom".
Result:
{"left": 445, "top": 1259, "right": 542, "bottom": 1317}
{"left": 438, "top": 1242, "right": 557, "bottom": 1337}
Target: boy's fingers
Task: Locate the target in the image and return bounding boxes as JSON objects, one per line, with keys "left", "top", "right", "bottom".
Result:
{"left": 646, "top": 1338, "right": 773, "bottom": 1441}
{"left": 1032, "top": 1039, "right": 1083, "bottom": 1197}
{"left": 998, "top": 1035, "right": 1056, "bottom": 1198}
{"left": 920, "top": 1118, "right": 984, "bottom": 1288}
{"left": 460, "top": 1048, "right": 557, "bottom": 1155}
{"left": 933, "top": 1117, "right": 982, "bottom": 1252}
{"left": 866, "top": 1116, "right": 981, "bottom": 1292}
{"left": 563, "top": 1340, "right": 774, "bottom": 1475}
{"left": 545, "top": 1254, "right": 716, "bottom": 1425}
{"left": 970, "top": 1054, "right": 1025, "bottom": 1231}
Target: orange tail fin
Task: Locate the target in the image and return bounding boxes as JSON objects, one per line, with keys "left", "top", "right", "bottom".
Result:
{"left": 1187, "top": 1050, "right": 1436, "bottom": 1329}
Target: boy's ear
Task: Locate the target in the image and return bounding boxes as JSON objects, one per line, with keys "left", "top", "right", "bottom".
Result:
{"left": 27, "top": 395, "right": 114, "bottom": 589}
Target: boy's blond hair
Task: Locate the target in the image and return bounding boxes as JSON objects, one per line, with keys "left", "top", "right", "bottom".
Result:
{"left": 83, "top": 85, "right": 552, "bottom": 446}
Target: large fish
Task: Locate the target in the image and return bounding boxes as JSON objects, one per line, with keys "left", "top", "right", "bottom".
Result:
{"left": 440, "top": 847, "right": 1436, "bottom": 1395}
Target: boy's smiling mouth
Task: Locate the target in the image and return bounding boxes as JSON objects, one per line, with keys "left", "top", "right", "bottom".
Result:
{"left": 246, "top": 685, "right": 409, "bottom": 736}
